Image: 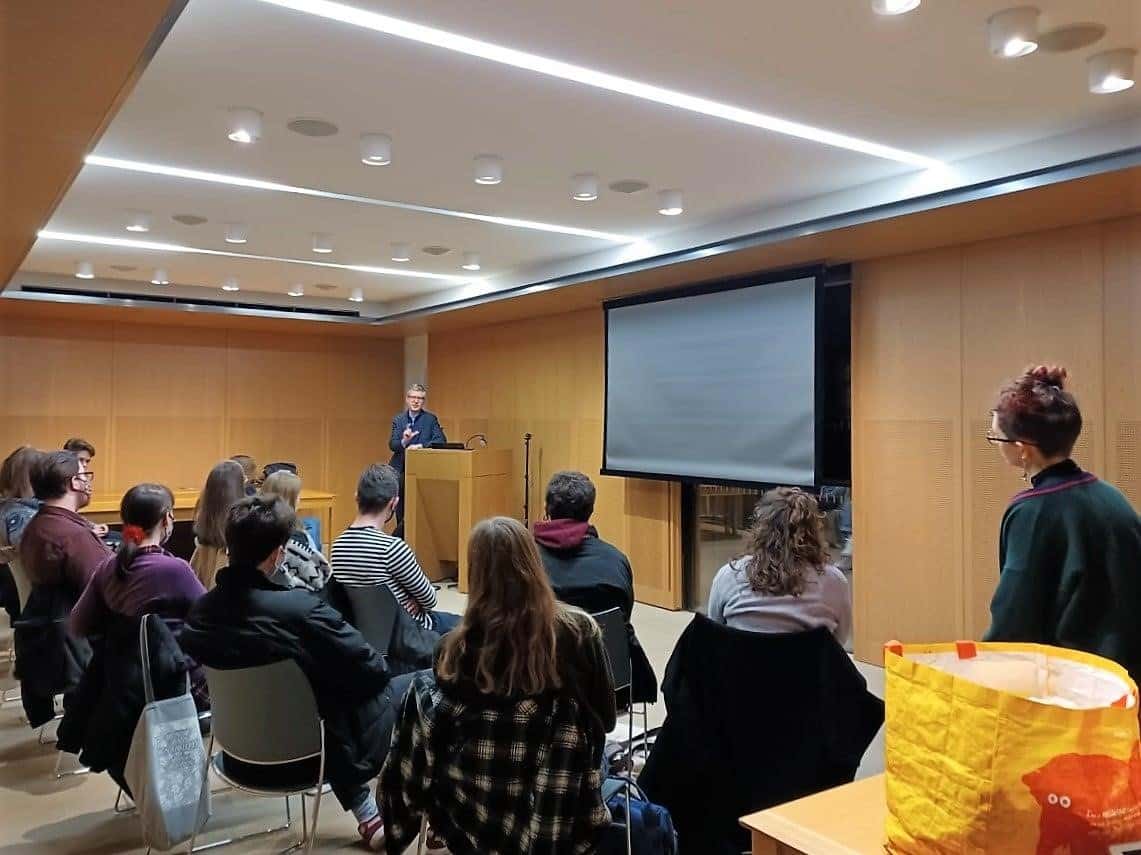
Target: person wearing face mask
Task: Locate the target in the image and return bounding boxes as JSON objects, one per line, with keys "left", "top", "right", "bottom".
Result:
{"left": 61, "top": 484, "right": 207, "bottom": 793}
{"left": 182, "top": 497, "right": 415, "bottom": 850}
{"left": 15, "top": 450, "right": 109, "bottom": 726}
{"left": 71, "top": 483, "right": 205, "bottom": 637}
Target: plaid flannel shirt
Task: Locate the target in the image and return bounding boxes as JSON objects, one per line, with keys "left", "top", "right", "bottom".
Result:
{"left": 381, "top": 670, "right": 611, "bottom": 855}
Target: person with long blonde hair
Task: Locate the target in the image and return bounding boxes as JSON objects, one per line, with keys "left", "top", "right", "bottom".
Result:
{"left": 380, "top": 516, "right": 616, "bottom": 854}
{"left": 190, "top": 460, "right": 245, "bottom": 588}
{"left": 258, "top": 470, "right": 331, "bottom": 592}
{"left": 707, "top": 487, "right": 851, "bottom": 644}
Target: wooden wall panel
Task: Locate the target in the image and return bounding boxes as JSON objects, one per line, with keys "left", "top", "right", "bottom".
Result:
{"left": 960, "top": 225, "right": 1104, "bottom": 638}
{"left": 853, "top": 218, "right": 1135, "bottom": 663}
{"left": 851, "top": 249, "right": 963, "bottom": 661}
{"left": 429, "top": 308, "right": 682, "bottom": 609}
{"left": 0, "top": 310, "right": 402, "bottom": 536}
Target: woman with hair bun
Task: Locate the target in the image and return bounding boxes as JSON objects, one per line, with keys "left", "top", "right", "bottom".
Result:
{"left": 983, "top": 365, "right": 1141, "bottom": 681}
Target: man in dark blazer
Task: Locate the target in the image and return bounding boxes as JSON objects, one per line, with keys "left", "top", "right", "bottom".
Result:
{"left": 388, "top": 383, "right": 446, "bottom": 538}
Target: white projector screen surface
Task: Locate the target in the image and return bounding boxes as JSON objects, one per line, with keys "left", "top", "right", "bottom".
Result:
{"left": 604, "top": 276, "right": 816, "bottom": 485}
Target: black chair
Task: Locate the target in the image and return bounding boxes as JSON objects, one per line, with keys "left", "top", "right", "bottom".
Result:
{"left": 339, "top": 584, "right": 401, "bottom": 657}
{"left": 593, "top": 607, "right": 636, "bottom": 855}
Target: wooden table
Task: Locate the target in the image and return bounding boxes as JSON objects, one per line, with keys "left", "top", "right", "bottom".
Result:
{"left": 740, "top": 775, "right": 886, "bottom": 855}
{"left": 83, "top": 489, "right": 336, "bottom": 549}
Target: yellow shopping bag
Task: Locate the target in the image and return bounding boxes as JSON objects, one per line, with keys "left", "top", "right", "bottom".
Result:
{"left": 884, "top": 641, "right": 1141, "bottom": 854}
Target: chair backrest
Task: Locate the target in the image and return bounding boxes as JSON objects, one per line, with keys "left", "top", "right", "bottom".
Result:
{"left": 593, "top": 607, "right": 632, "bottom": 692}
{"left": 204, "top": 661, "right": 322, "bottom": 763}
{"left": 2, "top": 548, "right": 33, "bottom": 611}
{"left": 342, "top": 583, "right": 400, "bottom": 656}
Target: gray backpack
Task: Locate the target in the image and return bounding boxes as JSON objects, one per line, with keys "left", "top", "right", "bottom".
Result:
{"left": 124, "top": 614, "right": 211, "bottom": 851}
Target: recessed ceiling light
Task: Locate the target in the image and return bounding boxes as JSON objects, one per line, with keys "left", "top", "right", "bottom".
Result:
{"left": 871, "top": 0, "right": 919, "bottom": 15}
{"left": 349, "top": 287, "right": 364, "bottom": 303}
{"left": 1088, "top": 48, "right": 1136, "bottom": 94}
{"left": 657, "top": 189, "right": 684, "bottom": 216}
{"left": 254, "top": 0, "right": 941, "bottom": 169}
{"left": 312, "top": 232, "right": 333, "bottom": 254}
{"left": 422, "top": 245, "right": 451, "bottom": 256}
{"left": 172, "top": 213, "right": 208, "bottom": 226}
{"left": 474, "top": 155, "right": 503, "bottom": 185}
{"left": 124, "top": 209, "right": 151, "bottom": 233}
{"left": 86, "top": 155, "right": 633, "bottom": 242}
{"left": 151, "top": 268, "right": 170, "bottom": 285}
{"left": 227, "top": 107, "right": 263, "bottom": 143}
{"left": 572, "top": 173, "right": 599, "bottom": 201}
{"left": 39, "top": 230, "right": 473, "bottom": 282}
{"left": 988, "top": 7, "right": 1039, "bottom": 59}
{"left": 609, "top": 179, "right": 649, "bottom": 194}
{"left": 361, "top": 133, "right": 392, "bottom": 166}
{"left": 75, "top": 261, "right": 94, "bottom": 279}
{"left": 461, "top": 251, "right": 481, "bottom": 271}
{"left": 222, "top": 278, "right": 240, "bottom": 292}
{"left": 391, "top": 242, "right": 412, "bottom": 262}
{"left": 224, "top": 222, "right": 248, "bottom": 244}
{"left": 286, "top": 117, "right": 339, "bottom": 137}
{"left": 288, "top": 283, "right": 305, "bottom": 297}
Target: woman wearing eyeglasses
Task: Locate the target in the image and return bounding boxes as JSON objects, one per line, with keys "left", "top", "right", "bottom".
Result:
{"left": 983, "top": 365, "right": 1141, "bottom": 683}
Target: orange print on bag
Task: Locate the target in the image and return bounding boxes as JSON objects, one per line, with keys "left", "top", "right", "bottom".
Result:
{"left": 1022, "top": 744, "right": 1141, "bottom": 855}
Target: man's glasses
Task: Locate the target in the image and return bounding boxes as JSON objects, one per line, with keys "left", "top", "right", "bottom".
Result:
{"left": 985, "top": 434, "right": 1036, "bottom": 447}
{"left": 75, "top": 470, "right": 96, "bottom": 481}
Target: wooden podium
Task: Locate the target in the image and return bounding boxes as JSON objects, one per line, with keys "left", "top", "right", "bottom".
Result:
{"left": 404, "top": 448, "right": 514, "bottom": 591}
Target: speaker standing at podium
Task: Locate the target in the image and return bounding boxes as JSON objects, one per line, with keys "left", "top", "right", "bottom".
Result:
{"left": 388, "top": 383, "right": 447, "bottom": 539}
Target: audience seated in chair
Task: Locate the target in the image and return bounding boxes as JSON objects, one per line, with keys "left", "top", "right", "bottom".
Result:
{"left": 639, "top": 616, "right": 884, "bottom": 855}
{"left": 229, "top": 453, "right": 261, "bottom": 495}
{"left": 16, "top": 451, "right": 108, "bottom": 726}
{"left": 380, "top": 516, "right": 616, "bottom": 855}
{"left": 330, "top": 463, "right": 460, "bottom": 634}
{"left": 62, "top": 438, "right": 110, "bottom": 540}
{"left": 61, "top": 483, "right": 209, "bottom": 790}
{"left": 180, "top": 496, "right": 414, "bottom": 850}
{"left": 534, "top": 471, "right": 657, "bottom": 704}
{"left": 0, "top": 446, "right": 44, "bottom": 622}
{"left": 258, "top": 470, "right": 332, "bottom": 593}
{"left": 707, "top": 487, "right": 852, "bottom": 646}
{"left": 190, "top": 460, "right": 245, "bottom": 589}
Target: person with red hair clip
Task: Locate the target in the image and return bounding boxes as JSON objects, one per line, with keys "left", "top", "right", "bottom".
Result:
{"left": 983, "top": 365, "right": 1141, "bottom": 682}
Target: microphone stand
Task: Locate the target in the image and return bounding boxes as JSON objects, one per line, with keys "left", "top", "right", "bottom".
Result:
{"left": 523, "top": 432, "right": 533, "bottom": 525}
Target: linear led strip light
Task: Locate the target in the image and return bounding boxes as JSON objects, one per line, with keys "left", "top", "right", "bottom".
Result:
{"left": 37, "top": 230, "right": 474, "bottom": 283}
{"left": 258, "top": 0, "right": 942, "bottom": 170}
{"left": 84, "top": 155, "right": 632, "bottom": 243}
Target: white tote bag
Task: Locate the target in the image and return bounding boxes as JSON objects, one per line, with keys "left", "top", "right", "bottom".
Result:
{"left": 124, "top": 614, "right": 211, "bottom": 851}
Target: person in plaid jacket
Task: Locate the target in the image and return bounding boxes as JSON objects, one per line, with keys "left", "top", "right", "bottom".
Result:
{"left": 381, "top": 516, "right": 617, "bottom": 854}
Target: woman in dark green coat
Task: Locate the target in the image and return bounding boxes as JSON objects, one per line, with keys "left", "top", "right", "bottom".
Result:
{"left": 984, "top": 365, "right": 1141, "bottom": 683}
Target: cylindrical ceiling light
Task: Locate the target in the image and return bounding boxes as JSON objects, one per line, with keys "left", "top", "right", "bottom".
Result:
{"left": 1088, "top": 48, "right": 1137, "bottom": 94}
{"left": 657, "top": 189, "right": 684, "bottom": 216}
{"left": 871, "top": 0, "right": 920, "bottom": 14}
{"left": 360, "top": 133, "right": 392, "bottom": 166}
{"left": 75, "top": 261, "right": 95, "bottom": 279}
{"left": 312, "top": 232, "right": 333, "bottom": 254}
{"left": 571, "top": 173, "right": 599, "bottom": 201}
{"left": 288, "top": 283, "right": 305, "bottom": 297}
{"left": 473, "top": 155, "right": 503, "bottom": 185}
{"left": 349, "top": 287, "right": 364, "bottom": 303}
{"left": 987, "top": 7, "right": 1039, "bottom": 58}
{"left": 223, "top": 222, "right": 248, "bottom": 244}
{"left": 227, "top": 107, "right": 263, "bottom": 143}
{"left": 221, "top": 277, "right": 240, "bottom": 292}
{"left": 150, "top": 268, "right": 170, "bottom": 285}
{"left": 390, "top": 242, "right": 412, "bottom": 262}
{"left": 124, "top": 209, "right": 151, "bottom": 233}
{"left": 461, "top": 251, "right": 481, "bottom": 271}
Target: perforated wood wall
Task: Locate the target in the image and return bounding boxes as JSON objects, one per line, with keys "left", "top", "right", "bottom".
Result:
{"left": 428, "top": 309, "right": 682, "bottom": 609}
{"left": 852, "top": 216, "right": 1140, "bottom": 662}
{"left": 0, "top": 314, "right": 403, "bottom": 534}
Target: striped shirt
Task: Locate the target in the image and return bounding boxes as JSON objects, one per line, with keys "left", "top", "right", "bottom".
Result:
{"left": 330, "top": 525, "right": 438, "bottom": 628}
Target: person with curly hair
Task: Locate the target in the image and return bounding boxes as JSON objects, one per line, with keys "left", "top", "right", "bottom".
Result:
{"left": 706, "top": 486, "right": 851, "bottom": 645}
{"left": 983, "top": 365, "right": 1141, "bottom": 681}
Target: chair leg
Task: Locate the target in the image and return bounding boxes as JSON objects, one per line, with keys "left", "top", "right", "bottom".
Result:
{"left": 305, "top": 734, "right": 326, "bottom": 855}
{"left": 641, "top": 703, "right": 649, "bottom": 760}
{"left": 624, "top": 781, "right": 633, "bottom": 855}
